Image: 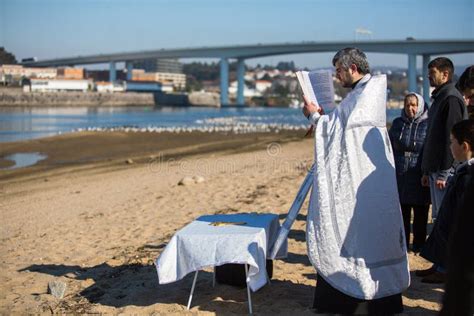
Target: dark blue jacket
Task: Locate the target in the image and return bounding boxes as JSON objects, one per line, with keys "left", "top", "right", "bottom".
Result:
{"left": 441, "top": 164, "right": 474, "bottom": 316}
{"left": 421, "top": 159, "right": 474, "bottom": 268}
{"left": 389, "top": 106, "right": 430, "bottom": 205}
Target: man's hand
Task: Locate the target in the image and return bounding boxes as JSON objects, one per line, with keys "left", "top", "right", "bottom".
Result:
{"left": 421, "top": 175, "right": 430, "bottom": 187}
{"left": 436, "top": 179, "right": 446, "bottom": 190}
{"left": 302, "top": 95, "right": 321, "bottom": 118}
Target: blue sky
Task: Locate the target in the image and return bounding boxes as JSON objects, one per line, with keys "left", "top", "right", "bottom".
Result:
{"left": 1, "top": 0, "right": 473, "bottom": 69}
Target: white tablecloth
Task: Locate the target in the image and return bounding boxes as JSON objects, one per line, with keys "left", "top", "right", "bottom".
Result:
{"left": 156, "top": 213, "right": 287, "bottom": 292}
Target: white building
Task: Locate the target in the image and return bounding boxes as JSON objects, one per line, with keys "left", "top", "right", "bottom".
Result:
{"left": 244, "top": 73, "right": 255, "bottom": 81}
{"left": 132, "top": 69, "right": 186, "bottom": 90}
{"left": 228, "top": 81, "right": 261, "bottom": 98}
{"left": 29, "top": 79, "right": 90, "bottom": 92}
{"left": 161, "top": 83, "right": 174, "bottom": 93}
{"left": 95, "top": 81, "right": 126, "bottom": 93}
{"left": 155, "top": 72, "right": 186, "bottom": 90}
{"left": 255, "top": 80, "right": 272, "bottom": 93}
{"left": 0, "top": 65, "right": 57, "bottom": 80}
{"left": 24, "top": 67, "right": 57, "bottom": 79}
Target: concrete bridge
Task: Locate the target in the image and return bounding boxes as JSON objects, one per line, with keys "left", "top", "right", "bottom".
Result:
{"left": 22, "top": 39, "right": 474, "bottom": 105}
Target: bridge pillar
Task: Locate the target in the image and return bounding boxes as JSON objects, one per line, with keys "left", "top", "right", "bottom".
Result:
{"left": 126, "top": 61, "right": 133, "bottom": 81}
{"left": 237, "top": 59, "right": 245, "bottom": 105}
{"left": 422, "top": 54, "right": 431, "bottom": 106}
{"left": 220, "top": 58, "right": 229, "bottom": 106}
{"left": 408, "top": 54, "right": 417, "bottom": 94}
{"left": 109, "top": 61, "right": 116, "bottom": 82}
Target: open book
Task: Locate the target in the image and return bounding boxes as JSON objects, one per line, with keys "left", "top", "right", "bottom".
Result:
{"left": 295, "top": 69, "right": 336, "bottom": 113}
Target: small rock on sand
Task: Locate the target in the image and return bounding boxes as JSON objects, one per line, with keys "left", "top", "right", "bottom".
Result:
{"left": 48, "top": 280, "right": 66, "bottom": 299}
{"left": 178, "top": 176, "right": 205, "bottom": 185}
{"left": 178, "top": 176, "right": 195, "bottom": 186}
{"left": 193, "top": 176, "right": 205, "bottom": 183}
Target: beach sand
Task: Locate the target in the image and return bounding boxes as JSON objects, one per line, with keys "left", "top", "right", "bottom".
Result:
{"left": 0, "top": 131, "right": 442, "bottom": 314}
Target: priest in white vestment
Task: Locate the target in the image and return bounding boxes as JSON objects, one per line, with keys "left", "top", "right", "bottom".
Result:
{"left": 302, "top": 47, "right": 410, "bottom": 314}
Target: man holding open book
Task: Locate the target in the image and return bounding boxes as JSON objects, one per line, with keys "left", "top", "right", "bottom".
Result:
{"left": 301, "top": 47, "right": 410, "bottom": 314}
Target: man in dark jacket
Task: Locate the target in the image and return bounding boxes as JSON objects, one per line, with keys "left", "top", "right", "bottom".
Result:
{"left": 421, "top": 57, "right": 467, "bottom": 220}
{"left": 456, "top": 65, "right": 474, "bottom": 119}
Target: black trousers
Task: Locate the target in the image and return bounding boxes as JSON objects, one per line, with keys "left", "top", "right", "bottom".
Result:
{"left": 401, "top": 204, "right": 430, "bottom": 249}
{"left": 313, "top": 275, "right": 403, "bottom": 315}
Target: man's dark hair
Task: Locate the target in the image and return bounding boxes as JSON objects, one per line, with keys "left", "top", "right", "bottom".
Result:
{"left": 456, "top": 65, "right": 474, "bottom": 92}
{"left": 332, "top": 47, "right": 370, "bottom": 75}
{"left": 428, "top": 57, "right": 455, "bottom": 81}
{"left": 451, "top": 119, "right": 474, "bottom": 148}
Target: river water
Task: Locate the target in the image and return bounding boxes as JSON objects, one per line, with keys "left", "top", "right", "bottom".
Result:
{"left": 0, "top": 106, "right": 401, "bottom": 143}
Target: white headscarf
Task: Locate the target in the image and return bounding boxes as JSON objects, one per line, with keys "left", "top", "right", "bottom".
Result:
{"left": 404, "top": 92, "right": 426, "bottom": 120}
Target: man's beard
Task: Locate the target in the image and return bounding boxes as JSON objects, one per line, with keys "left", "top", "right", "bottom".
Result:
{"left": 342, "top": 81, "right": 352, "bottom": 88}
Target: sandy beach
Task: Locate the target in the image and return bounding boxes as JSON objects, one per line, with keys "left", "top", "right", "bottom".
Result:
{"left": 0, "top": 131, "right": 442, "bottom": 314}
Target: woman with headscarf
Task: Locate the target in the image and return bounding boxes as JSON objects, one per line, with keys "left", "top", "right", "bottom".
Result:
{"left": 389, "top": 92, "right": 430, "bottom": 253}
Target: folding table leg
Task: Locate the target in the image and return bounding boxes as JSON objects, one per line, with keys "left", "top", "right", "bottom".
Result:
{"left": 186, "top": 271, "right": 199, "bottom": 310}
{"left": 245, "top": 264, "right": 253, "bottom": 315}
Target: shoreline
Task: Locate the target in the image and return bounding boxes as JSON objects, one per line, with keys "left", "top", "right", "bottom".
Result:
{"left": 0, "top": 130, "right": 305, "bottom": 183}
{"left": 1, "top": 89, "right": 230, "bottom": 108}
{"left": 0, "top": 89, "right": 156, "bottom": 107}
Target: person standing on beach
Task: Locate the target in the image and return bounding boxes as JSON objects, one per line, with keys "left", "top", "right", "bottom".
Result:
{"left": 441, "top": 125, "right": 474, "bottom": 315}
{"left": 418, "top": 120, "right": 474, "bottom": 284}
{"left": 389, "top": 92, "right": 430, "bottom": 253}
{"left": 302, "top": 47, "right": 410, "bottom": 314}
{"left": 456, "top": 65, "right": 474, "bottom": 119}
{"left": 420, "top": 57, "right": 467, "bottom": 220}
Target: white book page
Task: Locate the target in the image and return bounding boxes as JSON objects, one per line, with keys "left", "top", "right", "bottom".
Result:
{"left": 295, "top": 71, "right": 312, "bottom": 100}
{"left": 308, "top": 70, "right": 335, "bottom": 111}
{"left": 301, "top": 71, "right": 318, "bottom": 105}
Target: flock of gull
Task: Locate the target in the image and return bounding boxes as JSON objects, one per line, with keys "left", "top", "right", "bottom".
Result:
{"left": 73, "top": 124, "right": 308, "bottom": 134}
{"left": 72, "top": 116, "right": 308, "bottom": 134}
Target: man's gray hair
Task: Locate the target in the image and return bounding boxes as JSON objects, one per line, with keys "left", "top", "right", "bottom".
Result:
{"left": 332, "top": 47, "right": 370, "bottom": 75}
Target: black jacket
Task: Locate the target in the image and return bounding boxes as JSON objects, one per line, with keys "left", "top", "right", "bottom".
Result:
{"left": 420, "top": 160, "right": 473, "bottom": 267}
{"left": 389, "top": 106, "right": 430, "bottom": 205}
{"left": 421, "top": 82, "right": 466, "bottom": 174}
{"left": 440, "top": 164, "right": 474, "bottom": 316}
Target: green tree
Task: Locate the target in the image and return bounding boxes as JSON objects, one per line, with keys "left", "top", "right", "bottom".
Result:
{"left": 274, "top": 83, "right": 289, "bottom": 96}
{"left": 260, "top": 74, "right": 272, "bottom": 81}
{"left": 183, "top": 62, "right": 220, "bottom": 81}
{"left": 0, "top": 47, "right": 17, "bottom": 65}
{"left": 276, "top": 61, "right": 296, "bottom": 71}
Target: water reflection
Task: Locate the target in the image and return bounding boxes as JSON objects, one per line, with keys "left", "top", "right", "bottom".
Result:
{"left": 1, "top": 152, "right": 47, "bottom": 170}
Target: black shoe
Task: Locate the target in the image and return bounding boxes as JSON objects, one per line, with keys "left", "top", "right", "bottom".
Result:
{"left": 415, "top": 265, "right": 436, "bottom": 277}
{"left": 421, "top": 271, "right": 446, "bottom": 284}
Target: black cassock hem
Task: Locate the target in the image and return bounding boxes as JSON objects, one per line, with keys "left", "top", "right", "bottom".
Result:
{"left": 313, "top": 274, "right": 403, "bottom": 315}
